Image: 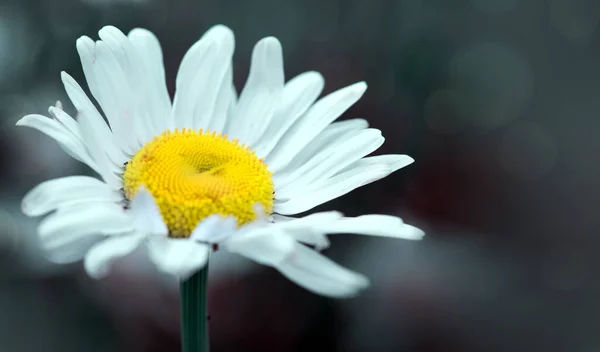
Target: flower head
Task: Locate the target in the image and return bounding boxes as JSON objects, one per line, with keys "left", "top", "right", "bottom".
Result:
{"left": 18, "top": 25, "right": 423, "bottom": 297}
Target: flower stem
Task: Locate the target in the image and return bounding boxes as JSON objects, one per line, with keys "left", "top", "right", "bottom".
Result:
{"left": 180, "top": 266, "right": 210, "bottom": 352}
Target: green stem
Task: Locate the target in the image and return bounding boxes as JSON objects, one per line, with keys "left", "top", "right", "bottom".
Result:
{"left": 180, "top": 266, "right": 210, "bottom": 352}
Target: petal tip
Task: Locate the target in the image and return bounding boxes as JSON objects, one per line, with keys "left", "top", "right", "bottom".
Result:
{"left": 59, "top": 71, "right": 72, "bottom": 83}
{"left": 404, "top": 224, "right": 425, "bottom": 240}
{"left": 208, "top": 24, "right": 233, "bottom": 33}
{"left": 15, "top": 114, "right": 39, "bottom": 127}
{"left": 204, "top": 24, "right": 235, "bottom": 44}
{"left": 303, "top": 70, "right": 324, "bottom": 81}
{"left": 355, "top": 81, "right": 368, "bottom": 93}
{"left": 260, "top": 36, "right": 281, "bottom": 47}
{"left": 128, "top": 27, "right": 149, "bottom": 37}
{"left": 15, "top": 117, "right": 26, "bottom": 126}
{"left": 21, "top": 201, "right": 34, "bottom": 217}
{"left": 99, "top": 25, "right": 120, "bottom": 34}
{"left": 76, "top": 36, "right": 94, "bottom": 48}
{"left": 127, "top": 28, "right": 160, "bottom": 44}
{"left": 388, "top": 155, "right": 415, "bottom": 173}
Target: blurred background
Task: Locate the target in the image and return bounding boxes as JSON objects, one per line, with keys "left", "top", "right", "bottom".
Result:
{"left": 1, "top": 0, "right": 599, "bottom": 351}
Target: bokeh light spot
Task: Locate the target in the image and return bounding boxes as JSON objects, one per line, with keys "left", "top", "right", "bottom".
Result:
{"left": 449, "top": 42, "right": 534, "bottom": 131}
{"left": 497, "top": 121, "right": 557, "bottom": 180}
{"left": 423, "top": 89, "right": 468, "bottom": 134}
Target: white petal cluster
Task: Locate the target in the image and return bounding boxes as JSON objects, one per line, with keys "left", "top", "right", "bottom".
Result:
{"left": 18, "top": 25, "right": 423, "bottom": 297}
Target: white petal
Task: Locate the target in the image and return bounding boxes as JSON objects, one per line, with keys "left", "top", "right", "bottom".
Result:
{"left": 77, "top": 109, "right": 123, "bottom": 189}
{"left": 254, "top": 71, "right": 324, "bottom": 158}
{"left": 22, "top": 176, "right": 121, "bottom": 216}
{"left": 318, "top": 215, "right": 424, "bottom": 240}
{"left": 97, "top": 40, "right": 141, "bottom": 153}
{"left": 148, "top": 237, "right": 210, "bottom": 279}
{"left": 273, "top": 211, "right": 342, "bottom": 225}
{"left": 38, "top": 203, "right": 133, "bottom": 248}
{"left": 84, "top": 235, "right": 144, "bottom": 278}
{"left": 128, "top": 28, "right": 172, "bottom": 134}
{"left": 270, "top": 118, "right": 369, "bottom": 181}
{"left": 98, "top": 26, "right": 156, "bottom": 144}
{"left": 274, "top": 164, "right": 391, "bottom": 215}
{"left": 277, "top": 243, "right": 369, "bottom": 298}
{"left": 265, "top": 82, "right": 367, "bottom": 172}
{"left": 48, "top": 104, "right": 80, "bottom": 138}
{"left": 340, "top": 154, "right": 415, "bottom": 175}
{"left": 227, "top": 83, "right": 238, "bottom": 118}
{"left": 172, "top": 25, "right": 233, "bottom": 129}
{"left": 75, "top": 36, "right": 104, "bottom": 113}
{"left": 227, "top": 36, "right": 284, "bottom": 146}
{"left": 223, "top": 227, "right": 295, "bottom": 266}
{"left": 320, "top": 118, "right": 369, "bottom": 137}
{"left": 281, "top": 155, "right": 414, "bottom": 204}
{"left": 60, "top": 72, "right": 128, "bottom": 167}
{"left": 44, "top": 233, "right": 105, "bottom": 264}
{"left": 274, "top": 128, "right": 384, "bottom": 198}
{"left": 128, "top": 186, "right": 168, "bottom": 236}
{"left": 76, "top": 36, "right": 138, "bottom": 155}
{"left": 16, "top": 114, "right": 99, "bottom": 173}
{"left": 272, "top": 212, "right": 343, "bottom": 250}
{"left": 206, "top": 65, "right": 234, "bottom": 133}
{"left": 286, "top": 231, "right": 331, "bottom": 251}
{"left": 271, "top": 214, "right": 295, "bottom": 222}
{"left": 191, "top": 27, "right": 235, "bottom": 130}
{"left": 190, "top": 215, "right": 237, "bottom": 243}
{"left": 281, "top": 118, "right": 371, "bottom": 174}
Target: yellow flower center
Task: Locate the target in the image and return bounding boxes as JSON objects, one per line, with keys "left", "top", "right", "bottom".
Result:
{"left": 122, "top": 128, "right": 274, "bottom": 238}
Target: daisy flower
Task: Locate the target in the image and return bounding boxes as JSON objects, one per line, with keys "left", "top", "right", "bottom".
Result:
{"left": 18, "top": 25, "right": 423, "bottom": 298}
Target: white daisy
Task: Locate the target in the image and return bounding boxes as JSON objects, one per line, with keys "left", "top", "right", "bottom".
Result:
{"left": 18, "top": 25, "right": 423, "bottom": 298}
